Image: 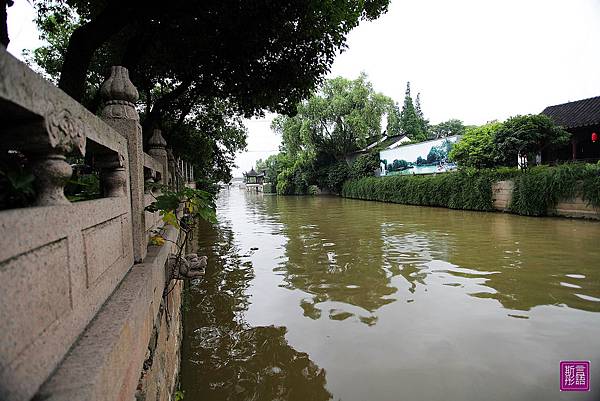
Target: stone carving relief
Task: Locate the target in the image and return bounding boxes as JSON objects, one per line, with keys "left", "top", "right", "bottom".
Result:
{"left": 168, "top": 253, "right": 207, "bottom": 280}
{"left": 27, "top": 104, "right": 88, "bottom": 206}
{"left": 44, "top": 108, "right": 86, "bottom": 156}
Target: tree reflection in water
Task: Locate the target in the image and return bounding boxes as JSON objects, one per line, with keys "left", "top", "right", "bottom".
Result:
{"left": 262, "top": 195, "right": 600, "bottom": 319}
{"left": 266, "top": 197, "right": 397, "bottom": 326}
{"left": 180, "top": 220, "right": 332, "bottom": 401}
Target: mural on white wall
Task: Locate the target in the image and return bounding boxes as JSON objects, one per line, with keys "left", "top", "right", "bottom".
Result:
{"left": 380, "top": 135, "right": 460, "bottom": 176}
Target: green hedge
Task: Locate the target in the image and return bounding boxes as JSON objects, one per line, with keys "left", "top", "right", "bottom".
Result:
{"left": 342, "top": 169, "right": 510, "bottom": 211}
{"left": 342, "top": 163, "right": 600, "bottom": 216}
{"left": 510, "top": 163, "right": 600, "bottom": 216}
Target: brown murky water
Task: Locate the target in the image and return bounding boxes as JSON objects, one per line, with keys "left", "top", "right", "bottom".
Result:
{"left": 180, "top": 189, "right": 600, "bottom": 401}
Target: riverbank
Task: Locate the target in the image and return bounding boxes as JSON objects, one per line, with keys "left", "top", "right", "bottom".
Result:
{"left": 341, "top": 164, "right": 600, "bottom": 219}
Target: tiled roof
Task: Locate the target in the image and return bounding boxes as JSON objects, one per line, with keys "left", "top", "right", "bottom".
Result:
{"left": 380, "top": 135, "right": 408, "bottom": 149}
{"left": 245, "top": 168, "right": 265, "bottom": 177}
{"left": 542, "top": 96, "right": 600, "bottom": 129}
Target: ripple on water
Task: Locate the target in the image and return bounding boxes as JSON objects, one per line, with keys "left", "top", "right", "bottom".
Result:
{"left": 181, "top": 189, "right": 600, "bottom": 401}
{"left": 574, "top": 294, "right": 600, "bottom": 302}
{"left": 559, "top": 281, "right": 582, "bottom": 289}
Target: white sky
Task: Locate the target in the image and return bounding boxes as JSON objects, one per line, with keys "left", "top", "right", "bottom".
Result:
{"left": 7, "top": 0, "right": 600, "bottom": 178}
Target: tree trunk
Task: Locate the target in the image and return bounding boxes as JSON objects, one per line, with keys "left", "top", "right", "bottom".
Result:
{"left": 58, "top": 2, "right": 133, "bottom": 101}
{"left": 1, "top": 0, "right": 12, "bottom": 48}
{"left": 142, "top": 79, "right": 193, "bottom": 138}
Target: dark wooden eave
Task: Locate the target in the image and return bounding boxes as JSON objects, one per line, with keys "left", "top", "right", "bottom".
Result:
{"left": 542, "top": 96, "right": 600, "bottom": 129}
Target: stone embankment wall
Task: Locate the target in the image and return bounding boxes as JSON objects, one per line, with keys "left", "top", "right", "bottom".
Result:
{"left": 492, "top": 180, "right": 599, "bottom": 219}
{"left": 0, "top": 49, "right": 193, "bottom": 401}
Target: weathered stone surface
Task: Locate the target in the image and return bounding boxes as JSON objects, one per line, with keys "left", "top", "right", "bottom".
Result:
{"left": 491, "top": 179, "right": 599, "bottom": 219}
{"left": 100, "top": 66, "right": 146, "bottom": 263}
{"left": 148, "top": 130, "right": 168, "bottom": 185}
{"left": 35, "top": 225, "right": 180, "bottom": 401}
{"left": 135, "top": 282, "right": 182, "bottom": 401}
{"left": 553, "top": 198, "right": 600, "bottom": 219}
{"left": 83, "top": 215, "right": 126, "bottom": 287}
{"left": 1, "top": 50, "right": 178, "bottom": 401}
{"left": 491, "top": 180, "right": 514, "bottom": 211}
{"left": 0, "top": 198, "right": 134, "bottom": 401}
{"left": 0, "top": 50, "right": 139, "bottom": 401}
{"left": 0, "top": 49, "right": 127, "bottom": 159}
{"left": 0, "top": 239, "right": 70, "bottom": 365}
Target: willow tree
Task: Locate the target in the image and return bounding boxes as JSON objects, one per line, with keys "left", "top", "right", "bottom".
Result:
{"left": 272, "top": 73, "right": 399, "bottom": 162}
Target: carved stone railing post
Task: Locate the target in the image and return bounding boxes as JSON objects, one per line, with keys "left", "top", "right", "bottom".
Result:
{"left": 30, "top": 154, "right": 72, "bottom": 206}
{"left": 167, "top": 149, "right": 176, "bottom": 189}
{"left": 148, "top": 129, "right": 168, "bottom": 185}
{"left": 100, "top": 66, "right": 146, "bottom": 262}
{"left": 24, "top": 110, "right": 86, "bottom": 206}
{"left": 97, "top": 153, "right": 127, "bottom": 197}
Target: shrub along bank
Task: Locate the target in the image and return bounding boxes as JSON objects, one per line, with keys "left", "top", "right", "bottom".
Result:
{"left": 509, "top": 163, "right": 600, "bottom": 216}
{"left": 342, "top": 163, "right": 600, "bottom": 216}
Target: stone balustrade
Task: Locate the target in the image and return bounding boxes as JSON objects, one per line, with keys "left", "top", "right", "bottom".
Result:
{"left": 0, "top": 48, "right": 188, "bottom": 401}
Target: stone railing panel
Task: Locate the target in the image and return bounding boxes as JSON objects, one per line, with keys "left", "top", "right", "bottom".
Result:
{"left": 144, "top": 152, "right": 163, "bottom": 181}
{"left": 35, "top": 225, "right": 180, "bottom": 401}
{"left": 0, "top": 51, "right": 129, "bottom": 207}
{"left": 1, "top": 48, "right": 184, "bottom": 401}
{"left": 0, "top": 50, "right": 136, "bottom": 401}
{"left": 0, "top": 198, "right": 133, "bottom": 401}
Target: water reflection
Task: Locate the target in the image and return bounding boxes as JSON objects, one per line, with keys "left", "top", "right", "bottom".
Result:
{"left": 269, "top": 197, "right": 395, "bottom": 325}
{"left": 180, "top": 217, "right": 332, "bottom": 401}
{"left": 182, "top": 190, "right": 600, "bottom": 401}
{"left": 267, "top": 196, "right": 600, "bottom": 318}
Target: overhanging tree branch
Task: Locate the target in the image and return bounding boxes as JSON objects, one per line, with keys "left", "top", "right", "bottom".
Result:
{"left": 58, "top": 2, "right": 134, "bottom": 100}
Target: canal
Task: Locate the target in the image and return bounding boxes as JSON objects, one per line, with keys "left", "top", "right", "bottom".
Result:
{"left": 180, "top": 188, "right": 600, "bottom": 400}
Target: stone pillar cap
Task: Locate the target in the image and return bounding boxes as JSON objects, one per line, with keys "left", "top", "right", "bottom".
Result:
{"left": 100, "top": 66, "right": 139, "bottom": 104}
{"left": 148, "top": 129, "right": 167, "bottom": 149}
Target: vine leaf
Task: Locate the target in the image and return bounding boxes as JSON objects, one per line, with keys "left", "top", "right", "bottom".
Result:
{"left": 162, "top": 210, "right": 180, "bottom": 228}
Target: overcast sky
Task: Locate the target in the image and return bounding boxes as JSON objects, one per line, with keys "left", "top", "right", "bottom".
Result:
{"left": 7, "top": 0, "right": 600, "bottom": 178}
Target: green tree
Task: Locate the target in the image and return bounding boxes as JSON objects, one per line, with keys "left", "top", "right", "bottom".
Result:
{"left": 399, "top": 82, "right": 427, "bottom": 142}
{"left": 22, "top": 4, "right": 248, "bottom": 189}
{"left": 255, "top": 154, "right": 284, "bottom": 186}
{"left": 164, "top": 98, "right": 248, "bottom": 186}
{"left": 350, "top": 152, "right": 380, "bottom": 178}
{"left": 449, "top": 122, "right": 503, "bottom": 168}
{"left": 272, "top": 74, "right": 397, "bottom": 161}
{"left": 385, "top": 103, "right": 403, "bottom": 137}
{"left": 26, "top": 0, "right": 390, "bottom": 111}
{"left": 493, "top": 114, "right": 570, "bottom": 166}
{"left": 415, "top": 92, "right": 429, "bottom": 135}
{"left": 429, "top": 119, "right": 466, "bottom": 139}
